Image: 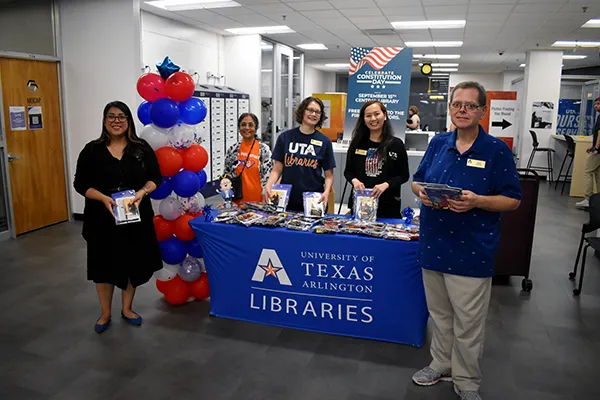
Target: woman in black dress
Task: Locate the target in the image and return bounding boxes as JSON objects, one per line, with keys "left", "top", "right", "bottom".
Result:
{"left": 344, "top": 100, "right": 410, "bottom": 218}
{"left": 74, "top": 101, "right": 163, "bottom": 333}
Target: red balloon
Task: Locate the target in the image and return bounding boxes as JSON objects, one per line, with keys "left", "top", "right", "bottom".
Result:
{"left": 137, "top": 73, "right": 166, "bottom": 102}
{"left": 156, "top": 278, "right": 168, "bottom": 294}
{"left": 182, "top": 144, "right": 208, "bottom": 172}
{"left": 155, "top": 147, "right": 183, "bottom": 177}
{"left": 162, "top": 275, "right": 191, "bottom": 305}
{"left": 190, "top": 272, "right": 210, "bottom": 300}
{"left": 174, "top": 214, "right": 195, "bottom": 241}
{"left": 165, "top": 72, "right": 195, "bottom": 102}
{"left": 153, "top": 215, "right": 174, "bottom": 241}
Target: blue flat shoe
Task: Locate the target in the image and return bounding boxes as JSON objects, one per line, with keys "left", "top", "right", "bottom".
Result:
{"left": 121, "top": 311, "right": 142, "bottom": 326}
{"left": 95, "top": 317, "right": 111, "bottom": 334}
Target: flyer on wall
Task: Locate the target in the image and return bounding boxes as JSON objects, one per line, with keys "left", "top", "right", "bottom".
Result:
{"left": 28, "top": 106, "right": 43, "bottom": 130}
{"left": 531, "top": 101, "right": 554, "bottom": 129}
{"left": 9, "top": 106, "right": 26, "bottom": 131}
{"left": 343, "top": 47, "right": 413, "bottom": 141}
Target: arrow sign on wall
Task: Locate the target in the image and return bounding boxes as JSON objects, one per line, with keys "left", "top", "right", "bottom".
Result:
{"left": 492, "top": 119, "right": 512, "bottom": 130}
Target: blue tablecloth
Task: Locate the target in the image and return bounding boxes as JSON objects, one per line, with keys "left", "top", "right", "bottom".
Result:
{"left": 190, "top": 218, "right": 428, "bottom": 347}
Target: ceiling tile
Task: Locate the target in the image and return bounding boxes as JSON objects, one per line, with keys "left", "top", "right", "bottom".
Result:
{"left": 468, "top": 4, "right": 515, "bottom": 14}
{"left": 299, "top": 10, "right": 346, "bottom": 20}
{"left": 246, "top": 3, "right": 294, "bottom": 13}
{"left": 465, "top": 20, "right": 506, "bottom": 28}
{"left": 513, "top": 3, "right": 563, "bottom": 13}
{"left": 228, "top": 13, "right": 278, "bottom": 25}
{"left": 430, "top": 30, "right": 465, "bottom": 40}
{"left": 379, "top": 6, "right": 426, "bottom": 16}
{"left": 468, "top": 0, "right": 517, "bottom": 3}
{"left": 289, "top": 1, "right": 334, "bottom": 11}
{"left": 348, "top": 16, "right": 394, "bottom": 29}
{"left": 422, "top": 0, "right": 469, "bottom": 5}
{"left": 467, "top": 13, "right": 509, "bottom": 21}
{"left": 374, "top": 0, "right": 421, "bottom": 5}
{"left": 329, "top": 0, "right": 378, "bottom": 8}
{"left": 424, "top": 5, "right": 468, "bottom": 15}
{"left": 236, "top": 0, "right": 281, "bottom": 4}
{"left": 339, "top": 8, "right": 384, "bottom": 18}
{"left": 211, "top": 7, "right": 259, "bottom": 16}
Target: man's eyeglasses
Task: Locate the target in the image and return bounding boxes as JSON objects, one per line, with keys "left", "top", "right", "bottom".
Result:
{"left": 106, "top": 115, "right": 128, "bottom": 122}
{"left": 305, "top": 108, "right": 322, "bottom": 115}
{"left": 449, "top": 102, "right": 482, "bottom": 112}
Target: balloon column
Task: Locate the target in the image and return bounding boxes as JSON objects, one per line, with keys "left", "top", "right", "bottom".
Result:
{"left": 138, "top": 56, "right": 210, "bottom": 306}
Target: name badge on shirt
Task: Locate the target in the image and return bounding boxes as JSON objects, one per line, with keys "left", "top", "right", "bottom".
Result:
{"left": 467, "top": 159, "right": 486, "bottom": 169}
{"left": 310, "top": 139, "right": 323, "bottom": 146}
{"left": 355, "top": 149, "right": 367, "bottom": 156}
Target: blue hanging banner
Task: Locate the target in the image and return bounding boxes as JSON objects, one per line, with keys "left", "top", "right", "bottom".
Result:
{"left": 343, "top": 47, "right": 413, "bottom": 140}
{"left": 556, "top": 99, "right": 581, "bottom": 136}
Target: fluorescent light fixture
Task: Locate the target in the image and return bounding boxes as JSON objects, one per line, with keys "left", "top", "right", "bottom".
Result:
{"left": 419, "top": 63, "right": 459, "bottom": 67}
{"left": 261, "top": 69, "right": 272, "bottom": 72}
{"left": 562, "top": 54, "right": 587, "bottom": 60}
{"left": 293, "top": 56, "right": 301, "bottom": 60}
{"left": 433, "top": 68, "right": 458, "bottom": 72}
{"left": 405, "top": 41, "right": 463, "bottom": 48}
{"left": 146, "top": 0, "right": 240, "bottom": 11}
{"left": 582, "top": 19, "right": 600, "bottom": 28}
{"left": 520, "top": 64, "right": 526, "bottom": 67}
{"left": 297, "top": 43, "right": 328, "bottom": 50}
{"left": 226, "top": 26, "right": 294, "bottom": 35}
{"left": 325, "top": 63, "right": 350, "bottom": 68}
{"left": 392, "top": 20, "right": 466, "bottom": 30}
{"left": 413, "top": 54, "right": 424, "bottom": 58}
{"left": 431, "top": 73, "right": 449, "bottom": 76}
{"left": 423, "top": 54, "right": 461, "bottom": 59}
{"left": 552, "top": 40, "right": 600, "bottom": 48}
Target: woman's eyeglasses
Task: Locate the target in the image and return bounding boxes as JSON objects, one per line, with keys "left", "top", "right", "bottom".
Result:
{"left": 106, "top": 115, "right": 128, "bottom": 122}
{"left": 240, "top": 122, "right": 256, "bottom": 128}
{"left": 305, "top": 108, "right": 322, "bottom": 115}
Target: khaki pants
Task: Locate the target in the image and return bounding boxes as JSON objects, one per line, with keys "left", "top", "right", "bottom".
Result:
{"left": 422, "top": 269, "right": 492, "bottom": 392}
{"left": 584, "top": 153, "right": 600, "bottom": 198}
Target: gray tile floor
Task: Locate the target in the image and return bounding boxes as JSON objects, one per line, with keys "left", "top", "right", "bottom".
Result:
{"left": 1, "top": 183, "right": 599, "bottom": 400}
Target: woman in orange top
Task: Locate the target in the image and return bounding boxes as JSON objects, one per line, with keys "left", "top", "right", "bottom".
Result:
{"left": 224, "top": 113, "right": 273, "bottom": 203}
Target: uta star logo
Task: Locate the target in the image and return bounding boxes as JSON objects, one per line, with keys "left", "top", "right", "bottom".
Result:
{"left": 260, "top": 259, "right": 282, "bottom": 278}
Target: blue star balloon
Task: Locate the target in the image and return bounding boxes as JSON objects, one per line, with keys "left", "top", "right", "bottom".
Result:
{"left": 156, "top": 56, "right": 180, "bottom": 80}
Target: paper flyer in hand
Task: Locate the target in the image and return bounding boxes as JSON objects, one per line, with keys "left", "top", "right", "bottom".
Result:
{"left": 421, "top": 183, "right": 463, "bottom": 210}
{"left": 269, "top": 184, "right": 292, "bottom": 211}
{"left": 303, "top": 192, "right": 324, "bottom": 218}
{"left": 353, "top": 189, "right": 378, "bottom": 222}
{"left": 112, "top": 190, "right": 141, "bottom": 225}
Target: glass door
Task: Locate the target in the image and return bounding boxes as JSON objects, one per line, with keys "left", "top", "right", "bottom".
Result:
{"left": 579, "top": 80, "right": 600, "bottom": 136}
{"left": 273, "top": 43, "right": 294, "bottom": 142}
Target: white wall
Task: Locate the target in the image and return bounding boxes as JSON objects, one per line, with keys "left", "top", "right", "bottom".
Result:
{"left": 560, "top": 83, "right": 582, "bottom": 99}
{"left": 502, "top": 71, "right": 523, "bottom": 91}
{"left": 60, "top": 0, "right": 141, "bottom": 214}
{"left": 141, "top": 11, "right": 224, "bottom": 85}
{"left": 304, "top": 66, "right": 336, "bottom": 96}
{"left": 449, "top": 73, "right": 503, "bottom": 92}
{"left": 223, "top": 35, "right": 261, "bottom": 125}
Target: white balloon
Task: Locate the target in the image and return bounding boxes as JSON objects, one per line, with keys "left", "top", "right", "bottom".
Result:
{"left": 180, "top": 193, "right": 206, "bottom": 214}
{"left": 141, "top": 124, "right": 170, "bottom": 150}
{"left": 169, "top": 123, "right": 196, "bottom": 150}
{"left": 151, "top": 199, "right": 161, "bottom": 214}
{"left": 159, "top": 197, "right": 183, "bottom": 221}
{"left": 163, "top": 262, "right": 180, "bottom": 274}
{"left": 155, "top": 268, "right": 176, "bottom": 281}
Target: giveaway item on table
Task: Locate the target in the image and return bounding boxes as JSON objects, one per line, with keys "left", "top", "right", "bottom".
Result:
{"left": 353, "top": 189, "right": 378, "bottom": 221}
{"left": 303, "top": 192, "right": 325, "bottom": 218}
{"left": 218, "top": 175, "right": 235, "bottom": 209}
{"left": 287, "top": 216, "right": 318, "bottom": 231}
{"left": 213, "top": 208, "right": 240, "bottom": 223}
{"left": 268, "top": 184, "right": 292, "bottom": 211}
{"left": 361, "top": 221, "right": 387, "bottom": 238}
{"left": 339, "top": 220, "right": 370, "bottom": 235}
{"left": 254, "top": 214, "right": 288, "bottom": 228}
{"left": 312, "top": 217, "right": 345, "bottom": 234}
{"left": 384, "top": 224, "right": 414, "bottom": 241}
{"left": 234, "top": 211, "right": 264, "bottom": 227}
{"left": 242, "top": 201, "right": 279, "bottom": 214}
{"left": 421, "top": 183, "right": 462, "bottom": 210}
{"left": 112, "top": 190, "right": 141, "bottom": 225}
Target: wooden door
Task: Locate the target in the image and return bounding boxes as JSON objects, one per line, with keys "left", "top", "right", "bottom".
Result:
{"left": 1, "top": 58, "right": 68, "bottom": 235}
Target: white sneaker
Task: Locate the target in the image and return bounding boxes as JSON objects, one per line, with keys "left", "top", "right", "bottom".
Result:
{"left": 575, "top": 199, "right": 589, "bottom": 209}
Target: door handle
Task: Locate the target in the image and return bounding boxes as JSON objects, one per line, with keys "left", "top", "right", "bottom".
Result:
{"left": 7, "top": 153, "right": 20, "bottom": 162}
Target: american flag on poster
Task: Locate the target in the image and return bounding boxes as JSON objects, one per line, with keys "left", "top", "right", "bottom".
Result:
{"left": 349, "top": 47, "right": 403, "bottom": 76}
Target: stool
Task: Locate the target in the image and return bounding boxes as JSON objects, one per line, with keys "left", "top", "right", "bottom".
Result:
{"left": 554, "top": 134, "right": 575, "bottom": 195}
{"left": 526, "top": 130, "right": 555, "bottom": 182}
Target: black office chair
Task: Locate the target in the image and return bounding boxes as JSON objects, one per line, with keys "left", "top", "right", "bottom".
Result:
{"left": 554, "top": 135, "right": 575, "bottom": 195}
{"left": 569, "top": 193, "right": 600, "bottom": 295}
{"left": 526, "top": 130, "right": 555, "bottom": 183}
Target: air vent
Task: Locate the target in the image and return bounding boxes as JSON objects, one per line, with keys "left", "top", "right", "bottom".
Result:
{"left": 362, "top": 29, "right": 398, "bottom": 36}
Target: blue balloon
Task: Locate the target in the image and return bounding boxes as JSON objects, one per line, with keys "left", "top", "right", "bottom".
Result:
{"left": 197, "top": 170, "right": 207, "bottom": 191}
{"left": 150, "top": 177, "right": 172, "bottom": 200}
{"left": 156, "top": 56, "right": 180, "bottom": 80}
{"left": 186, "top": 238, "right": 203, "bottom": 258}
{"left": 172, "top": 170, "right": 200, "bottom": 198}
{"left": 179, "top": 98, "right": 207, "bottom": 125}
{"left": 149, "top": 98, "right": 180, "bottom": 129}
{"left": 137, "top": 101, "right": 152, "bottom": 125}
{"left": 159, "top": 237, "right": 187, "bottom": 265}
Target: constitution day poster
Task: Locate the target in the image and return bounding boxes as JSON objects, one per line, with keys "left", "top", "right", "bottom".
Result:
{"left": 343, "top": 47, "right": 413, "bottom": 141}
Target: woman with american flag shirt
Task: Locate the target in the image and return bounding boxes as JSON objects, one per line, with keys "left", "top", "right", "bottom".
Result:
{"left": 344, "top": 100, "right": 410, "bottom": 218}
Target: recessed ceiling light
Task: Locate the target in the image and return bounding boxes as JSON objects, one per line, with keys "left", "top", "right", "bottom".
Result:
{"left": 405, "top": 41, "right": 463, "bottom": 48}
{"left": 582, "top": 19, "right": 600, "bottom": 28}
{"left": 423, "top": 54, "right": 461, "bottom": 59}
{"left": 562, "top": 54, "right": 587, "bottom": 60}
{"left": 325, "top": 63, "right": 350, "bottom": 68}
{"left": 146, "top": 0, "right": 241, "bottom": 11}
{"left": 419, "top": 63, "right": 459, "bottom": 67}
{"left": 433, "top": 68, "right": 458, "bottom": 72}
{"left": 297, "top": 44, "right": 328, "bottom": 50}
{"left": 226, "top": 26, "right": 295, "bottom": 35}
{"left": 520, "top": 64, "right": 526, "bottom": 67}
{"left": 391, "top": 20, "right": 466, "bottom": 30}
{"left": 552, "top": 40, "right": 600, "bottom": 48}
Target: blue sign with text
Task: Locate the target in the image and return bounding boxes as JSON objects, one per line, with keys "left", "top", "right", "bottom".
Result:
{"left": 190, "top": 219, "right": 428, "bottom": 346}
{"left": 343, "top": 47, "right": 413, "bottom": 140}
{"left": 557, "top": 99, "right": 581, "bottom": 136}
